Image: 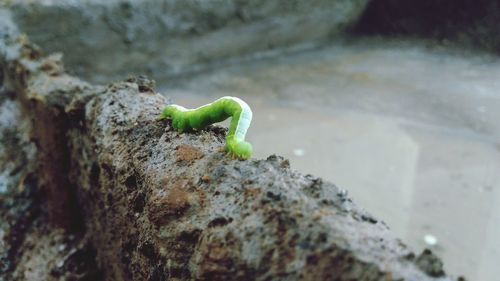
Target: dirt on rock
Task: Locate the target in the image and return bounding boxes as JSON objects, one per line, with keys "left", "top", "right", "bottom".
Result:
{"left": 175, "top": 144, "right": 205, "bottom": 162}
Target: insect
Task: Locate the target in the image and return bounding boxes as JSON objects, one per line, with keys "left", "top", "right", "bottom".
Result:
{"left": 159, "top": 96, "right": 253, "bottom": 159}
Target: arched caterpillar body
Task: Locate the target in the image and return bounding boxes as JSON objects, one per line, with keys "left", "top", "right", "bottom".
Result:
{"left": 159, "top": 96, "right": 253, "bottom": 159}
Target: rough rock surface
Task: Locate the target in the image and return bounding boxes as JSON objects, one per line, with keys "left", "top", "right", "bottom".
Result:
{"left": 0, "top": 19, "right": 464, "bottom": 281}
{"left": 0, "top": 18, "right": 102, "bottom": 281}
{"left": 2, "top": 0, "right": 370, "bottom": 83}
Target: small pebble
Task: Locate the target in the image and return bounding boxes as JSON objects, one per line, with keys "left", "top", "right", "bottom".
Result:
{"left": 201, "top": 175, "right": 210, "bottom": 183}
{"left": 424, "top": 234, "right": 438, "bottom": 246}
{"left": 57, "top": 244, "right": 66, "bottom": 252}
{"left": 293, "top": 148, "right": 305, "bottom": 157}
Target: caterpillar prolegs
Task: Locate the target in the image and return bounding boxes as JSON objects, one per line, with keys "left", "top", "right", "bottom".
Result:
{"left": 160, "top": 96, "right": 253, "bottom": 159}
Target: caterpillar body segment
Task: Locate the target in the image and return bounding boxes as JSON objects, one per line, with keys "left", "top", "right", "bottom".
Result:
{"left": 160, "top": 96, "right": 253, "bottom": 159}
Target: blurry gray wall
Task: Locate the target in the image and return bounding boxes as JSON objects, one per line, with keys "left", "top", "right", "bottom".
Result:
{"left": 4, "top": 0, "right": 369, "bottom": 83}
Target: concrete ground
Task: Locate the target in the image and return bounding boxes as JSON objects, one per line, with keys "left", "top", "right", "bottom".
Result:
{"left": 159, "top": 39, "right": 500, "bottom": 281}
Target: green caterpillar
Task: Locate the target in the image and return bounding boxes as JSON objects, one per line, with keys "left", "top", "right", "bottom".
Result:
{"left": 159, "top": 96, "right": 253, "bottom": 159}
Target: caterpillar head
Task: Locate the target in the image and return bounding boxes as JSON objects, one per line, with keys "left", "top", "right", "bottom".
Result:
{"left": 160, "top": 104, "right": 186, "bottom": 119}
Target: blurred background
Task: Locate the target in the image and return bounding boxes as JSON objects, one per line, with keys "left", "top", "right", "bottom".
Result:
{"left": 5, "top": 0, "right": 499, "bottom": 280}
